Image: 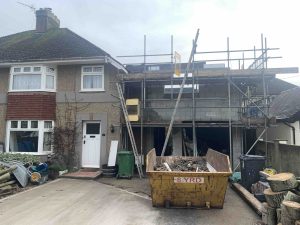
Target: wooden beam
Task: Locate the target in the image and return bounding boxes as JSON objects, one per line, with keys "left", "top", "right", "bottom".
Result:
{"left": 231, "top": 183, "right": 263, "bottom": 215}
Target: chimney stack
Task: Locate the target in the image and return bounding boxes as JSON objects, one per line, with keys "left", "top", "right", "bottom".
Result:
{"left": 35, "top": 8, "right": 60, "bottom": 33}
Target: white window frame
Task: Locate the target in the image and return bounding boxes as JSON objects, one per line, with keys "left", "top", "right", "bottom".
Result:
{"left": 5, "top": 120, "right": 54, "bottom": 155}
{"left": 9, "top": 65, "right": 56, "bottom": 92}
{"left": 81, "top": 65, "right": 105, "bottom": 92}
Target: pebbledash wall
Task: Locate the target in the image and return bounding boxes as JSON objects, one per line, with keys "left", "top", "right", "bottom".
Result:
{"left": 56, "top": 63, "right": 121, "bottom": 167}
{"left": 0, "top": 63, "right": 121, "bottom": 168}
{"left": 0, "top": 68, "right": 9, "bottom": 145}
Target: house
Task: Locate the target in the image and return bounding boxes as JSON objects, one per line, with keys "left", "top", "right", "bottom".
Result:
{"left": 121, "top": 60, "right": 298, "bottom": 168}
{"left": 0, "top": 8, "right": 125, "bottom": 168}
{"left": 1, "top": 8, "right": 299, "bottom": 171}
{"left": 264, "top": 87, "right": 300, "bottom": 145}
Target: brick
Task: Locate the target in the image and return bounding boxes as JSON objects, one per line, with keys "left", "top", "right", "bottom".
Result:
{"left": 6, "top": 92, "right": 56, "bottom": 120}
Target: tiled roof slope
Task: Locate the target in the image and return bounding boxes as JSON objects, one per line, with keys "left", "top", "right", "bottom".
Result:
{"left": 269, "top": 87, "right": 300, "bottom": 121}
{"left": 0, "top": 28, "right": 110, "bottom": 62}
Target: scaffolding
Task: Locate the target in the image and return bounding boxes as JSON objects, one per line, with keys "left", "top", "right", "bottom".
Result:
{"left": 117, "top": 31, "right": 296, "bottom": 169}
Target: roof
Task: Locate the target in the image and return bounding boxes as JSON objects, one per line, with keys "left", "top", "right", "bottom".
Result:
{"left": 0, "top": 28, "right": 110, "bottom": 63}
{"left": 269, "top": 87, "right": 300, "bottom": 122}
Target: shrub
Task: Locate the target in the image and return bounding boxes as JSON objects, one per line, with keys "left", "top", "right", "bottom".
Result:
{"left": 0, "top": 153, "right": 40, "bottom": 164}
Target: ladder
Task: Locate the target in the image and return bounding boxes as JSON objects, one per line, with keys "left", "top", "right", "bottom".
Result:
{"left": 116, "top": 83, "right": 144, "bottom": 178}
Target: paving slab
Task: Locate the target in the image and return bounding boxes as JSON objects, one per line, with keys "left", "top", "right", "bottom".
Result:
{"left": 62, "top": 169, "right": 102, "bottom": 180}
{"left": 0, "top": 179, "right": 260, "bottom": 225}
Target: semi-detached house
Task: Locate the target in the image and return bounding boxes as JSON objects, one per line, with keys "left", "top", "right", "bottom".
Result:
{"left": 0, "top": 8, "right": 125, "bottom": 168}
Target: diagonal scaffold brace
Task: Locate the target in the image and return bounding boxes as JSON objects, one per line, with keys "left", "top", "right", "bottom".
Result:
{"left": 161, "top": 29, "right": 200, "bottom": 156}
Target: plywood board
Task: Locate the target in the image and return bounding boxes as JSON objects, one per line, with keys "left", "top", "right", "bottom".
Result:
{"left": 108, "top": 140, "right": 118, "bottom": 167}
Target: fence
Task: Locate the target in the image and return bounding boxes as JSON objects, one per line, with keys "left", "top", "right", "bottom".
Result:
{"left": 256, "top": 140, "right": 300, "bottom": 176}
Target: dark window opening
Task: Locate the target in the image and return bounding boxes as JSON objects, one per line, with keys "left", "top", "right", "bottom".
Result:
{"left": 183, "top": 127, "right": 229, "bottom": 156}
{"left": 86, "top": 123, "right": 100, "bottom": 134}
{"left": 9, "top": 131, "right": 38, "bottom": 152}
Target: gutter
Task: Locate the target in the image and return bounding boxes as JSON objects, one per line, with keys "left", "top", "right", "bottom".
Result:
{"left": 283, "top": 121, "right": 296, "bottom": 145}
{"left": 0, "top": 56, "right": 107, "bottom": 66}
{"left": 0, "top": 56, "right": 128, "bottom": 74}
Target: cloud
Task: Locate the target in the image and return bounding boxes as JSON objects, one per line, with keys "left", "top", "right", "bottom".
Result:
{"left": 0, "top": 0, "right": 299, "bottom": 85}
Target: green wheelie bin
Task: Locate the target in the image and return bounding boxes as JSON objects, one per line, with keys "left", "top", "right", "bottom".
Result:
{"left": 117, "top": 150, "right": 134, "bottom": 179}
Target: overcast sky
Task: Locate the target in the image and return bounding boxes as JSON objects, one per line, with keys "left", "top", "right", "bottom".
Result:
{"left": 1, "top": 0, "right": 299, "bottom": 85}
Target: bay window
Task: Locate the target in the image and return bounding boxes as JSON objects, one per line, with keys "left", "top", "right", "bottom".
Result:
{"left": 81, "top": 66, "right": 104, "bottom": 91}
{"left": 6, "top": 120, "right": 54, "bottom": 154}
{"left": 10, "top": 66, "right": 56, "bottom": 91}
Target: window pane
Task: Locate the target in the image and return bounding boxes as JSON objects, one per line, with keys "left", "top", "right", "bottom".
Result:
{"left": 83, "top": 67, "right": 92, "bottom": 72}
{"left": 44, "top": 121, "right": 52, "bottom": 129}
{"left": 9, "top": 131, "right": 38, "bottom": 152}
{"left": 46, "top": 67, "right": 55, "bottom": 73}
{"left": 13, "top": 74, "right": 41, "bottom": 90}
{"left": 46, "top": 75, "right": 54, "bottom": 89}
{"left": 13, "top": 68, "right": 21, "bottom": 73}
{"left": 11, "top": 121, "right": 18, "bottom": 128}
{"left": 21, "top": 121, "right": 28, "bottom": 128}
{"left": 148, "top": 66, "right": 160, "bottom": 71}
{"left": 86, "top": 123, "right": 100, "bottom": 134}
{"left": 93, "top": 67, "right": 103, "bottom": 72}
{"left": 43, "top": 132, "right": 53, "bottom": 151}
{"left": 83, "top": 75, "right": 102, "bottom": 89}
{"left": 23, "top": 67, "right": 31, "bottom": 72}
{"left": 33, "top": 67, "right": 41, "bottom": 72}
{"left": 31, "top": 121, "right": 38, "bottom": 128}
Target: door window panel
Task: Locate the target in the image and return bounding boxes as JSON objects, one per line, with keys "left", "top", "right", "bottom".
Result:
{"left": 86, "top": 123, "right": 100, "bottom": 134}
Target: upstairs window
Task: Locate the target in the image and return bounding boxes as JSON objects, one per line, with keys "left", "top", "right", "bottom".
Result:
{"left": 10, "top": 66, "right": 56, "bottom": 91}
{"left": 81, "top": 66, "right": 104, "bottom": 91}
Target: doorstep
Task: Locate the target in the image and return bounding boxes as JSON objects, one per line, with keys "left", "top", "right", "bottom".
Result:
{"left": 61, "top": 168, "right": 102, "bottom": 180}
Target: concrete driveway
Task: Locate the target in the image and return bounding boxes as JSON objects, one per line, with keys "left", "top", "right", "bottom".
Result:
{"left": 0, "top": 179, "right": 259, "bottom": 225}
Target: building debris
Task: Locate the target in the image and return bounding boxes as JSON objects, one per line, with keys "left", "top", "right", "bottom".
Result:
{"left": 155, "top": 158, "right": 209, "bottom": 172}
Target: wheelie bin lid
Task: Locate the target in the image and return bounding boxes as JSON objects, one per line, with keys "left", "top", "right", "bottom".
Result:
{"left": 117, "top": 150, "right": 134, "bottom": 155}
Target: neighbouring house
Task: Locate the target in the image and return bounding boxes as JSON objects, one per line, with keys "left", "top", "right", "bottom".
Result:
{"left": 0, "top": 8, "right": 125, "bottom": 168}
{"left": 264, "top": 87, "right": 300, "bottom": 145}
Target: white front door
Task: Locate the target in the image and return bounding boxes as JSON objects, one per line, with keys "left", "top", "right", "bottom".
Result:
{"left": 82, "top": 121, "right": 101, "bottom": 168}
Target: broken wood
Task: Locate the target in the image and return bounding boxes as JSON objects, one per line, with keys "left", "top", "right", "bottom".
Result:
{"left": 0, "top": 172, "right": 11, "bottom": 183}
{"left": 264, "top": 188, "right": 287, "bottom": 208}
{"left": 276, "top": 208, "right": 282, "bottom": 223}
{"left": 231, "top": 183, "right": 262, "bottom": 215}
{"left": 262, "top": 202, "right": 277, "bottom": 225}
{"left": 267, "top": 173, "right": 298, "bottom": 192}
{"left": 0, "top": 165, "right": 17, "bottom": 176}
{"left": 163, "top": 162, "right": 172, "bottom": 171}
{"left": 281, "top": 201, "right": 300, "bottom": 220}
{"left": 281, "top": 214, "right": 296, "bottom": 225}
{"left": 0, "top": 184, "right": 13, "bottom": 193}
{"left": 0, "top": 180, "right": 16, "bottom": 188}
{"left": 284, "top": 191, "right": 300, "bottom": 204}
